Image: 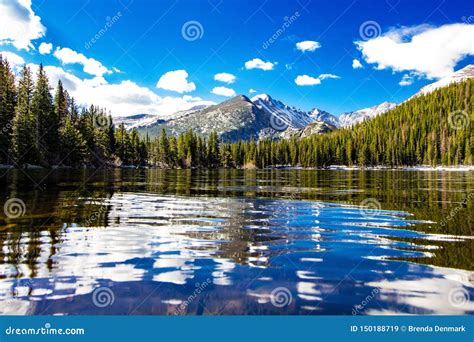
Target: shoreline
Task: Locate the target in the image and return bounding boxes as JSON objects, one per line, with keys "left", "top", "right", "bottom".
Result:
{"left": 1, "top": 163, "right": 473, "bottom": 171}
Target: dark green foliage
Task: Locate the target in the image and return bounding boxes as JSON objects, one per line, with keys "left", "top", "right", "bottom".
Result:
{"left": 0, "top": 53, "right": 472, "bottom": 169}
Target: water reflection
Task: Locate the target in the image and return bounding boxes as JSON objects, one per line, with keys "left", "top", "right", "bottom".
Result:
{"left": 0, "top": 169, "right": 473, "bottom": 315}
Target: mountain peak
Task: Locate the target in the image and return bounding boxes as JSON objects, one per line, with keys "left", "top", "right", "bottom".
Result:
{"left": 250, "top": 93, "right": 273, "bottom": 103}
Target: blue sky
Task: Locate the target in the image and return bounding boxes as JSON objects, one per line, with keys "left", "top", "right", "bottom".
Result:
{"left": 1, "top": 0, "right": 473, "bottom": 117}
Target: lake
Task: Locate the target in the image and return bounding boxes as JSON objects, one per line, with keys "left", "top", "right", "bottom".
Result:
{"left": 0, "top": 169, "right": 473, "bottom": 315}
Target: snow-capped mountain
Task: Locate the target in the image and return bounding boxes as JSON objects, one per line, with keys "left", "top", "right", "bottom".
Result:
{"left": 114, "top": 114, "right": 163, "bottom": 130}
{"left": 251, "top": 94, "right": 316, "bottom": 129}
{"left": 338, "top": 101, "right": 397, "bottom": 128}
{"left": 412, "top": 64, "right": 474, "bottom": 98}
{"left": 309, "top": 108, "right": 340, "bottom": 128}
{"left": 115, "top": 105, "right": 210, "bottom": 130}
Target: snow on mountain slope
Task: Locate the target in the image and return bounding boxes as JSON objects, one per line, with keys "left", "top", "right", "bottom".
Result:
{"left": 251, "top": 94, "right": 316, "bottom": 128}
{"left": 338, "top": 101, "right": 397, "bottom": 127}
{"left": 309, "top": 108, "right": 340, "bottom": 128}
{"left": 413, "top": 64, "right": 474, "bottom": 98}
{"left": 115, "top": 105, "right": 210, "bottom": 130}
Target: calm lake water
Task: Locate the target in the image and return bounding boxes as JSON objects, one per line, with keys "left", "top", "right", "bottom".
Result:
{"left": 0, "top": 169, "right": 473, "bottom": 315}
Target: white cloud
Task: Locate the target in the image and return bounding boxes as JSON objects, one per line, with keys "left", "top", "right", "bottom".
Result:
{"left": 295, "top": 75, "right": 321, "bottom": 86}
{"left": 0, "top": 0, "right": 45, "bottom": 50}
{"left": 399, "top": 74, "right": 414, "bottom": 86}
{"left": 54, "top": 47, "right": 110, "bottom": 77}
{"left": 244, "top": 58, "right": 274, "bottom": 71}
{"left": 356, "top": 23, "right": 474, "bottom": 79}
{"left": 249, "top": 88, "right": 257, "bottom": 93}
{"left": 214, "top": 72, "right": 236, "bottom": 84}
{"left": 25, "top": 64, "right": 213, "bottom": 117}
{"left": 156, "top": 69, "right": 196, "bottom": 93}
{"left": 352, "top": 59, "right": 363, "bottom": 69}
{"left": 0, "top": 50, "right": 25, "bottom": 67}
{"left": 38, "top": 42, "right": 52, "bottom": 55}
{"left": 296, "top": 40, "right": 321, "bottom": 52}
{"left": 295, "top": 73, "right": 340, "bottom": 86}
{"left": 211, "top": 86, "right": 236, "bottom": 97}
{"left": 318, "top": 73, "right": 340, "bottom": 80}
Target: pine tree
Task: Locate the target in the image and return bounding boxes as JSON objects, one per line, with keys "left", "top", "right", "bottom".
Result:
{"left": 31, "top": 64, "right": 56, "bottom": 165}
{"left": 11, "top": 66, "right": 34, "bottom": 166}
{"left": 0, "top": 56, "right": 17, "bottom": 163}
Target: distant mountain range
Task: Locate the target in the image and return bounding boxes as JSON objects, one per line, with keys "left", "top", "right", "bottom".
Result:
{"left": 116, "top": 64, "right": 474, "bottom": 141}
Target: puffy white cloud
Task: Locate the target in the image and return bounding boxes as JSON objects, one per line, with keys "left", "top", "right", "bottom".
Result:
{"left": 249, "top": 88, "right": 257, "bottom": 93}
{"left": 244, "top": 58, "right": 274, "bottom": 71}
{"left": 356, "top": 23, "right": 474, "bottom": 79}
{"left": 156, "top": 69, "right": 196, "bottom": 93}
{"left": 399, "top": 74, "right": 414, "bottom": 86}
{"left": 295, "top": 75, "right": 320, "bottom": 86}
{"left": 54, "top": 47, "right": 110, "bottom": 77}
{"left": 211, "top": 86, "right": 236, "bottom": 97}
{"left": 296, "top": 40, "right": 321, "bottom": 52}
{"left": 214, "top": 72, "right": 236, "bottom": 84}
{"left": 38, "top": 42, "right": 52, "bottom": 55}
{"left": 24, "top": 63, "right": 213, "bottom": 118}
{"left": 295, "top": 73, "right": 340, "bottom": 86}
{"left": 352, "top": 59, "right": 363, "bottom": 69}
{"left": 0, "top": 50, "right": 25, "bottom": 67}
{"left": 0, "top": 0, "right": 45, "bottom": 50}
